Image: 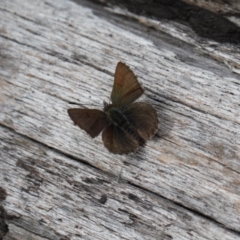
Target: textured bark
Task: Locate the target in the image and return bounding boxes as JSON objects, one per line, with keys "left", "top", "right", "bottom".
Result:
{"left": 0, "top": 0, "right": 240, "bottom": 239}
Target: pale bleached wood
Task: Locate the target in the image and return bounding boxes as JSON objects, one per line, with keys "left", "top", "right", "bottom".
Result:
{"left": 1, "top": 126, "right": 239, "bottom": 240}
{"left": 0, "top": 0, "right": 240, "bottom": 239}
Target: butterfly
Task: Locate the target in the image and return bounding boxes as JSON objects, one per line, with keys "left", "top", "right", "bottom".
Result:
{"left": 68, "top": 62, "right": 158, "bottom": 154}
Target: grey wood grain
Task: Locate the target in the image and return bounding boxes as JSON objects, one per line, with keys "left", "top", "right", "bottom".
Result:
{"left": 0, "top": 0, "right": 240, "bottom": 239}
{"left": 1, "top": 126, "right": 239, "bottom": 240}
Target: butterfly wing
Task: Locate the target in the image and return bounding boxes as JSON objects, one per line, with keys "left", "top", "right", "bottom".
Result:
{"left": 68, "top": 109, "right": 107, "bottom": 138}
{"left": 102, "top": 124, "right": 141, "bottom": 154}
{"left": 111, "top": 62, "right": 143, "bottom": 108}
{"left": 124, "top": 102, "right": 158, "bottom": 140}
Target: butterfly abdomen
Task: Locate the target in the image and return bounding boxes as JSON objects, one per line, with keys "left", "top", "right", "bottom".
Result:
{"left": 106, "top": 107, "right": 145, "bottom": 146}
{"left": 121, "top": 123, "right": 145, "bottom": 146}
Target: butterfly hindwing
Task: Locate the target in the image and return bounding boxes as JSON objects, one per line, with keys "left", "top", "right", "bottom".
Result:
{"left": 102, "top": 124, "right": 140, "bottom": 154}
{"left": 124, "top": 102, "right": 158, "bottom": 140}
{"left": 68, "top": 109, "right": 107, "bottom": 138}
{"left": 111, "top": 62, "right": 144, "bottom": 108}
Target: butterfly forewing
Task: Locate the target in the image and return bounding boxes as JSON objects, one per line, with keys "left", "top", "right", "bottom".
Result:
{"left": 102, "top": 124, "right": 140, "bottom": 154}
{"left": 111, "top": 62, "right": 144, "bottom": 108}
{"left": 124, "top": 102, "right": 158, "bottom": 140}
{"left": 68, "top": 109, "right": 107, "bottom": 138}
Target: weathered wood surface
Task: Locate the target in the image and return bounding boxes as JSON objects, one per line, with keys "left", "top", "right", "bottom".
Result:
{"left": 183, "top": 0, "right": 240, "bottom": 14}
{"left": 0, "top": 0, "right": 240, "bottom": 239}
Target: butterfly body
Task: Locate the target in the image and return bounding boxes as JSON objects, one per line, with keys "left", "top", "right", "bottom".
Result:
{"left": 105, "top": 105, "right": 128, "bottom": 127}
{"left": 104, "top": 105, "right": 146, "bottom": 147}
{"left": 68, "top": 62, "right": 158, "bottom": 155}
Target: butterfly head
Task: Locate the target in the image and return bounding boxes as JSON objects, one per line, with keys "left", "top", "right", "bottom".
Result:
{"left": 103, "top": 102, "right": 113, "bottom": 112}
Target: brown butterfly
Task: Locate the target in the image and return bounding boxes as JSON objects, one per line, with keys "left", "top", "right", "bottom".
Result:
{"left": 68, "top": 62, "right": 158, "bottom": 154}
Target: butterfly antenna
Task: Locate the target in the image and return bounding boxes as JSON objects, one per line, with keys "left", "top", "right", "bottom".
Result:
{"left": 68, "top": 102, "right": 102, "bottom": 108}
